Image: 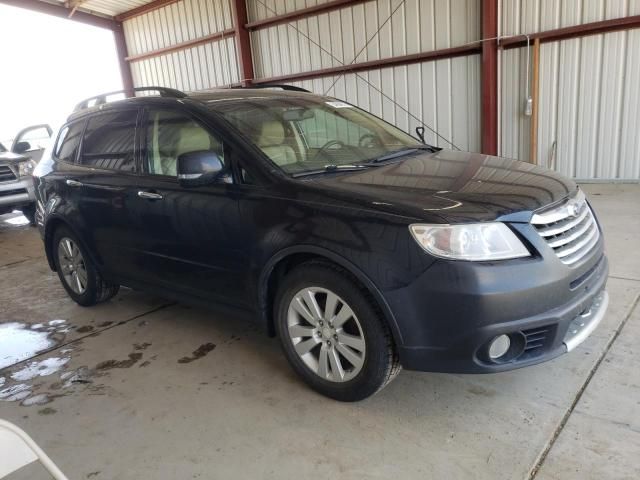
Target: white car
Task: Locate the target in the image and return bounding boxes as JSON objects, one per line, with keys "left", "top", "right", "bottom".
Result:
{"left": 0, "top": 124, "right": 51, "bottom": 224}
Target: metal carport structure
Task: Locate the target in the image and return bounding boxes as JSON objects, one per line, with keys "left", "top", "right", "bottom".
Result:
{"left": 2, "top": 0, "right": 640, "bottom": 179}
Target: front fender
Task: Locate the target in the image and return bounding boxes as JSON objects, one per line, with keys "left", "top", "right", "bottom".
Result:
{"left": 258, "top": 244, "right": 405, "bottom": 346}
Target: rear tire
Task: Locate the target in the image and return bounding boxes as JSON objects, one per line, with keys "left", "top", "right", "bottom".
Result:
{"left": 52, "top": 227, "right": 119, "bottom": 306}
{"left": 21, "top": 205, "right": 36, "bottom": 226}
{"left": 275, "top": 262, "right": 400, "bottom": 402}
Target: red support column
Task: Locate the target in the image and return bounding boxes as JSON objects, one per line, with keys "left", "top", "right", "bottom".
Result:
{"left": 113, "top": 23, "right": 135, "bottom": 96}
{"left": 231, "top": 0, "right": 255, "bottom": 86}
{"left": 481, "top": 0, "right": 498, "bottom": 156}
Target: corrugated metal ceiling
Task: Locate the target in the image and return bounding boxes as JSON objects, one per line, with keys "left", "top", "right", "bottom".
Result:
{"left": 45, "top": 0, "right": 154, "bottom": 17}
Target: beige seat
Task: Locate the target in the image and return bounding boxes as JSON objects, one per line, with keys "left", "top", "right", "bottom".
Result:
{"left": 256, "top": 121, "right": 297, "bottom": 166}
{"left": 160, "top": 125, "right": 216, "bottom": 176}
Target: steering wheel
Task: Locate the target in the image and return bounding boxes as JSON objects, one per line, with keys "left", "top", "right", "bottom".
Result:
{"left": 358, "top": 133, "right": 383, "bottom": 149}
{"left": 312, "top": 140, "right": 348, "bottom": 162}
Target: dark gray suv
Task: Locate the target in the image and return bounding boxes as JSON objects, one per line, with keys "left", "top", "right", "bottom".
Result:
{"left": 33, "top": 87, "right": 608, "bottom": 401}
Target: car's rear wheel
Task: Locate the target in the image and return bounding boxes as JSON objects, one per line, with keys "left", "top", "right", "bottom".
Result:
{"left": 275, "top": 262, "right": 400, "bottom": 401}
{"left": 21, "top": 205, "right": 36, "bottom": 226}
{"left": 52, "top": 227, "right": 119, "bottom": 306}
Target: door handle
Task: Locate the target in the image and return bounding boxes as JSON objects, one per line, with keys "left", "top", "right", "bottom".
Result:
{"left": 138, "top": 191, "right": 163, "bottom": 200}
{"left": 66, "top": 179, "right": 83, "bottom": 187}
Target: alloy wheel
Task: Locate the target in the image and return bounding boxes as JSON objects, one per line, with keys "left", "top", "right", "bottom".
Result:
{"left": 287, "top": 287, "right": 366, "bottom": 382}
{"left": 57, "top": 237, "right": 88, "bottom": 295}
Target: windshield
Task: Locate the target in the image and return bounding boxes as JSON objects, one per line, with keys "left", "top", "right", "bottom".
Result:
{"left": 211, "top": 96, "right": 420, "bottom": 175}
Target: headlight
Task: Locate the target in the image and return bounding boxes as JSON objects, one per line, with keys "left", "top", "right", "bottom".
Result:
{"left": 18, "top": 160, "right": 36, "bottom": 177}
{"left": 409, "top": 223, "right": 530, "bottom": 261}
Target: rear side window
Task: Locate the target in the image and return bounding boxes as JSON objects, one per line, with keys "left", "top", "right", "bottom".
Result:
{"left": 55, "top": 121, "right": 84, "bottom": 163}
{"left": 80, "top": 110, "right": 137, "bottom": 172}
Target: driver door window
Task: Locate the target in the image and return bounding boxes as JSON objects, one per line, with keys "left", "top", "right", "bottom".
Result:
{"left": 145, "top": 109, "right": 224, "bottom": 176}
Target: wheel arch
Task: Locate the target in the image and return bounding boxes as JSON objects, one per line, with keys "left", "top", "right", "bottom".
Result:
{"left": 258, "top": 246, "right": 404, "bottom": 346}
{"left": 44, "top": 217, "right": 99, "bottom": 272}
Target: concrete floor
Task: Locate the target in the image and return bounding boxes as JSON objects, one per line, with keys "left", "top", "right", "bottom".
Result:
{"left": 0, "top": 184, "right": 639, "bottom": 480}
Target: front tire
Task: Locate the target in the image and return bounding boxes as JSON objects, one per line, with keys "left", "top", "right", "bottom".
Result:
{"left": 275, "top": 262, "right": 400, "bottom": 401}
{"left": 52, "top": 227, "right": 119, "bottom": 306}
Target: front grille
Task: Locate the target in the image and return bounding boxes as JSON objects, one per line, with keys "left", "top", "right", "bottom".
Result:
{"left": 531, "top": 190, "right": 600, "bottom": 266}
{"left": 0, "top": 165, "right": 17, "bottom": 182}
{"left": 0, "top": 188, "right": 27, "bottom": 198}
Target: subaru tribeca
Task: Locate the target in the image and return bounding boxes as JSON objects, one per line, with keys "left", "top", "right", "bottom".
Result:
{"left": 33, "top": 86, "right": 608, "bottom": 401}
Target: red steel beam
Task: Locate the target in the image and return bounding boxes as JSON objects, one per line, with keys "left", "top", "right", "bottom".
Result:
{"left": 0, "top": 0, "right": 116, "bottom": 30}
{"left": 115, "top": 0, "right": 180, "bottom": 22}
{"left": 125, "top": 28, "right": 236, "bottom": 62}
{"left": 481, "top": 0, "right": 498, "bottom": 156}
{"left": 232, "top": 0, "right": 254, "bottom": 85}
{"left": 252, "top": 44, "right": 481, "bottom": 85}
{"left": 245, "top": 0, "right": 368, "bottom": 31}
{"left": 501, "top": 14, "right": 640, "bottom": 49}
{"left": 113, "top": 23, "right": 135, "bottom": 94}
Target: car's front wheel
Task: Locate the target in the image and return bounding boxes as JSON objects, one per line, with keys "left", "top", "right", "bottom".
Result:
{"left": 275, "top": 262, "right": 400, "bottom": 401}
{"left": 52, "top": 227, "right": 119, "bottom": 306}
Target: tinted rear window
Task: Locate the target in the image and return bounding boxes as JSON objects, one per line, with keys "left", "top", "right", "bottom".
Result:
{"left": 80, "top": 110, "right": 137, "bottom": 171}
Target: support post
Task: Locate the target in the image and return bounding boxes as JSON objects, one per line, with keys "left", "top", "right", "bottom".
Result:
{"left": 113, "top": 23, "right": 135, "bottom": 96}
{"left": 529, "top": 38, "right": 541, "bottom": 164}
{"left": 481, "top": 0, "right": 498, "bottom": 156}
{"left": 231, "top": 0, "right": 254, "bottom": 86}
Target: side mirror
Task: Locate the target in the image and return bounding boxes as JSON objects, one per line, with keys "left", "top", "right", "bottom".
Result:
{"left": 13, "top": 141, "right": 31, "bottom": 154}
{"left": 177, "top": 150, "right": 227, "bottom": 187}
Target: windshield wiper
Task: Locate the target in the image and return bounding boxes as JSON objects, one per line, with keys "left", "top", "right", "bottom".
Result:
{"left": 292, "top": 164, "right": 377, "bottom": 178}
{"left": 367, "top": 145, "right": 439, "bottom": 164}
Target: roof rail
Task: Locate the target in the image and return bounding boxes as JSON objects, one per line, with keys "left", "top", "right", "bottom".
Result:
{"left": 233, "top": 84, "right": 311, "bottom": 93}
{"left": 74, "top": 86, "right": 187, "bottom": 112}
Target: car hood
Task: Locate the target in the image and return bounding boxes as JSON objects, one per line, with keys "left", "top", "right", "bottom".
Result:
{"left": 0, "top": 151, "right": 29, "bottom": 164}
{"left": 307, "top": 149, "right": 577, "bottom": 223}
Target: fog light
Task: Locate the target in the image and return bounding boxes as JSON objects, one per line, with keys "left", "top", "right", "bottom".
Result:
{"left": 489, "top": 334, "right": 511, "bottom": 360}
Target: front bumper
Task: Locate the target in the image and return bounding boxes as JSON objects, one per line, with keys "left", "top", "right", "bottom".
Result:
{"left": 389, "top": 237, "right": 608, "bottom": 373}
{"left": 0, "top": 176, "right": 35, "bottom": 213}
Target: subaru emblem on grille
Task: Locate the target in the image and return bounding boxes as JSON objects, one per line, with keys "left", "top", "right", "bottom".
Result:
{"left": 567, "top": 202, "right": 580, "bottom": 217}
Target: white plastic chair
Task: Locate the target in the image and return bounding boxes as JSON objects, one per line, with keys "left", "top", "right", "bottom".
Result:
{"left": 0, "top": 419, "right": 68, "bottom": 479}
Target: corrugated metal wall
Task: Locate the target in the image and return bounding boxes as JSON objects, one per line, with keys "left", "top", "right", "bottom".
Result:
{"left": 500, "top": 0, "right": 640, "bottom": 180}
{"left": 248, "top": 0, "right": 479, "bottom": 78}
{"left": 123, "top": 0, "right": 239, "bottom": 90}
{"left": 288, "top": 55, "right": 481, "bottom": 151}
{"left": 123, "top": 0, "right": 482, "bottom": 151}
{"left": 121, "top": 0, "right": 640, "bottom": 179}
{"left": 251, "top": 0, "right": 481, "bottom": 150}
{"left": 501, "top": 0, "right": 640, "bottom": 36}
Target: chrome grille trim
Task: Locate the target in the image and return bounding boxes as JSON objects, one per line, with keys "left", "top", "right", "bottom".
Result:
{"left": 537, "top": 207, "right": 589, "bottom": 238}
{"left": 531, "top": 190, "right": 600, "bottom": 266}
{"left": 546, "top": 215, "right": 593, "bottom": 248}
{"left": 555, "top": 225, "right": 598, "bottom": 259}
{"left": 562, "top": 230, "right": 601, "bottom": 265}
